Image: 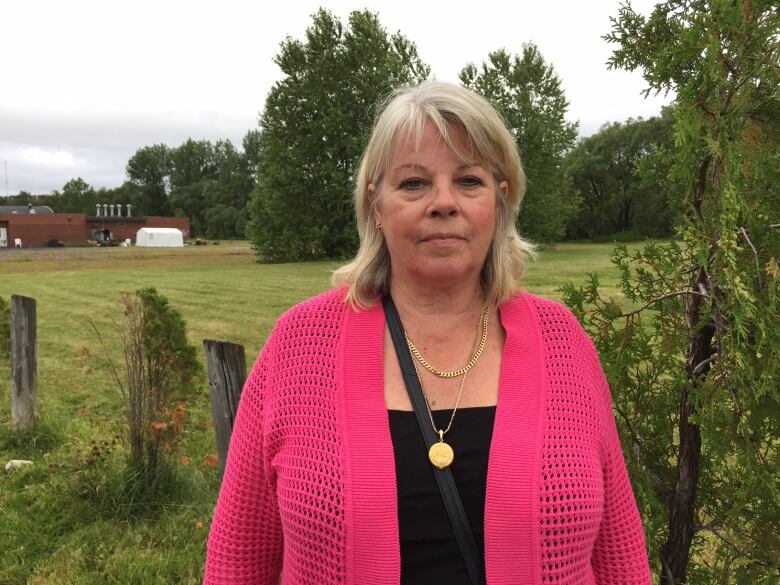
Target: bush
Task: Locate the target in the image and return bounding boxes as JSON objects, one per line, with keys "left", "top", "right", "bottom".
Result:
{"left": 92, "top": 287, "right": 200, "bottom": 486}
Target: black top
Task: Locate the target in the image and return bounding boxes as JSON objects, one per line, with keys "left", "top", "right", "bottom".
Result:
{"left": 388, "top": 406, "right": 496, "bottom": 584}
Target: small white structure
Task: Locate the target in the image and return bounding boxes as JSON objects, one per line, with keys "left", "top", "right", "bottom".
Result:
{"left": 135, "top": 227, "right": 184, "bottom": 247}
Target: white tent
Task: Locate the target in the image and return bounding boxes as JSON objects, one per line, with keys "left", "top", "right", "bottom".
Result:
{"left": 135, "top": 227, "right": 184, "bottom": 247}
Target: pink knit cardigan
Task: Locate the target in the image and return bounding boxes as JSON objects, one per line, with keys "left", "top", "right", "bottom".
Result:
{"left": 204, "top": 288, "right": 651, "bottom": 584}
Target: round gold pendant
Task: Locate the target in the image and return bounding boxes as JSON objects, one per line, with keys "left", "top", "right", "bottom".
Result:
{"left": 428, "top": 441, "right": 454, "bottom": 469}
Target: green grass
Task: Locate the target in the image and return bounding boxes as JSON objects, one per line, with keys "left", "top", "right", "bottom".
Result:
{"left": 0, "top": 240, "right": 630, "bottom": 584}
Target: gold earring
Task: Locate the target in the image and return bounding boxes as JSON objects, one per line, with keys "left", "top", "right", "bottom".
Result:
{"left": 375, "top": 222, "right": 382, "bottom": 230}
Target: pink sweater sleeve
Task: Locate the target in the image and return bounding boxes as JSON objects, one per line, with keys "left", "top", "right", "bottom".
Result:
{"left": 204, "top": 342, "right": 283, "bottom": 584}
{"left": 582, "top": 330, "right": 653, "bottom": 584}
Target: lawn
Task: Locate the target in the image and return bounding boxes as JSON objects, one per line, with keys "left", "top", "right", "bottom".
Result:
{"left": 0, "top": 240, "right": 628, "bottom": 584}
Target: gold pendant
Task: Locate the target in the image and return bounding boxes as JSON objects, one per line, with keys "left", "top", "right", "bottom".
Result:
{"left": 429, "top": 431, "right": 454, "bottom": 469}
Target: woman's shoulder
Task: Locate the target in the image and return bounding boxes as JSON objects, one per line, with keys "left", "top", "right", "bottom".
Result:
{"left": 252, "top": 287, "right": 352, "bottom": 370}
{"left": 503, "top": 289, "right": 599, "bottom": 361}
{"left": 271, "top": 286, "right": 351, "bottom": 336}
{"left": 505, "top": 290, "right": 584, "bottom": 333}
{"left": 507, "top": 291, "right": 611, "bottom": 409}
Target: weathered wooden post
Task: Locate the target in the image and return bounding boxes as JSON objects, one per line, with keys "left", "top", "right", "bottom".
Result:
{"left": 203, "top": 340, "right": 247, "bottom": 478}
{"left": 11, "top": 295, "right": 37, "bottom": 432}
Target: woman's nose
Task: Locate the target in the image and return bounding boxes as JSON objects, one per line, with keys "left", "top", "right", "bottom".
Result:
{"left": 427, "top": 180, "right": 459, "bottom": 218}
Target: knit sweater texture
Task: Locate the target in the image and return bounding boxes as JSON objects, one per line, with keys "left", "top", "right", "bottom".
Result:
{"left": 204, "top": 288, "right": 652, "bottom": 584}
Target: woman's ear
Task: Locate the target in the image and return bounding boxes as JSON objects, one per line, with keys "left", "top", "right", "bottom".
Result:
{"left": 498, "top": 180, "right": 509, "bottom": 202}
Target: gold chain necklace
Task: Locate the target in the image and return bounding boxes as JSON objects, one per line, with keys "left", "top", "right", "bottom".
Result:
{"left": 407, "top": 309, "right": 488, "bottom": 469}
{"left": 404, "top": 303, "right": 489, "bottom": 378}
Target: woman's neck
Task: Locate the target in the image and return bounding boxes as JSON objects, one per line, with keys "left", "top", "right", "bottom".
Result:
{"left": 388, "top": 277, "right": 484, "bottom": 320}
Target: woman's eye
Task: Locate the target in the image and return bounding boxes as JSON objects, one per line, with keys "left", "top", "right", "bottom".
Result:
{"left": 458, "top": 176, "right": 484, "bottom": 187}
{"left": 400, "top": 178, "right": 425, "bottom": 190}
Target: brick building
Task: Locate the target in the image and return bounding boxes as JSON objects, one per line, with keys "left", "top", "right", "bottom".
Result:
{"left": 0, "top": 203, "right": 190, "bottom": 248}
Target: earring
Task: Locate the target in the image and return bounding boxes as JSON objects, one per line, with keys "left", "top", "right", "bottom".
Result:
{"left": 375, "top": 222, "right": 382, "bottom": 230}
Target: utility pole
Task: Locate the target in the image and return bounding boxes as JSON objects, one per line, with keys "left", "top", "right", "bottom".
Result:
{"left": 3, "top": 161, "right": 7, "bottom": 197}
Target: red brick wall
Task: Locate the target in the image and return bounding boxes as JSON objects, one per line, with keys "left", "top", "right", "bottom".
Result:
{"left": 0, "top": 213, "right": 89, "bottom": 247}
{"left": 86, "top": 217, "right": 150, "bottom": 242}
{"left": 0, "top": 214, "right": 191, "bottom": 248}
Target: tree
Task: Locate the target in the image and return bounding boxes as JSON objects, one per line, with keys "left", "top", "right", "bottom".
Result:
{"left": 167, "top": 139, "right": 216, "bottom": 235}
{"left": 460, "top": 46, "right": 580, "bottom": 243}
{"left": 561, "top": 2, "right": 780, "bottom": 583}
{"left": 122, "top": 136, "right": 258, "bottom": 236}
{"left": 126, "top": 144, "right": 172, "bottom": 216}
{"left": 165, "top": 138, "right": 256, "bottom": 238}
{"left": 565, "top": 109, "right": 677, "bottom": 239}
{"left": 248, "top": 9, "right": 430, "bottom": 262}
{"left": 0, "top": 191, "right": 35, "bottom": 206}
{"left": 58, "top": 177, "right": 96, "bottom": 214}
{"left": 202, "top": 139, "right": 255, "bottom": 238}
{"left": 101, "top": 181, "right": 142, "bottom": 214}
{"left": 203, "top": 204, "right": 246, "bottom": 239}
{"left": 242, "top": 129, "right": 262, "bottom": 185}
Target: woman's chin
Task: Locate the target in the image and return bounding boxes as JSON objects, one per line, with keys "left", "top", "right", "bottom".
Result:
{"left": 407, "top": 261, "right": 481, "bottom": 288}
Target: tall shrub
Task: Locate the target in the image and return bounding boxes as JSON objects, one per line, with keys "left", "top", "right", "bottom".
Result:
{"left": 562, "top": 2, "right": 780, "bottom": 583}
{"left": 94, "top": 288, "right": 200, "bottom": 483}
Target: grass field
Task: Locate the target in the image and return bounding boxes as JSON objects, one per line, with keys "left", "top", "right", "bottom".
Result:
{"left": 0, "top": 240, "right": 628, "bottom": 584}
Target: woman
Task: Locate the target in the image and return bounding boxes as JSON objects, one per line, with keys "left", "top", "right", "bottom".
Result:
{"left": 204, "top": 81, "right": 651, "bottom": 584}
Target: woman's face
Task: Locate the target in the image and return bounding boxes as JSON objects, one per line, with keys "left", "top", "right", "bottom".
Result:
{"left": 372, "top": 120, "right": 507, "bottom": 290}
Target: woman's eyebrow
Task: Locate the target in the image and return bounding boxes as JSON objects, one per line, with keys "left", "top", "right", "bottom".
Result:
{"left": 392, "top": 162, "right": 429, "bottom": 172}
{"left": 391, "top": 161, "right": 482, "bottom": 172}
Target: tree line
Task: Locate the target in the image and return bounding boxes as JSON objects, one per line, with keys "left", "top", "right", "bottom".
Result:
{"left": 1, "top": 133, "right": 260, "bottom": 240}
{"left": 2, "top": 8, "right": 678, "bottom": 248}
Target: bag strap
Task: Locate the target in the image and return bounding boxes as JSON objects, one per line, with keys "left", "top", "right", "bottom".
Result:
{"left": 382, "top": 295, "right": 485, "bottom": 585}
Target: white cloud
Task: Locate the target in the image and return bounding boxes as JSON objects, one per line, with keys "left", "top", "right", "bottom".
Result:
{"left": 18, "top": 147, "right": 79, "bottom": 169}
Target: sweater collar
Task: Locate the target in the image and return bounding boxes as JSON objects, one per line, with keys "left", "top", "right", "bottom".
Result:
{"left": 340, "top": 293, "right": 545, "bottom": 585}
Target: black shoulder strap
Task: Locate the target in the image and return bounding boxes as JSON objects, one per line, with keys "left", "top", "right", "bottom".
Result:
{"left": 382, "top": 295, "right": 485, "bottom": 585}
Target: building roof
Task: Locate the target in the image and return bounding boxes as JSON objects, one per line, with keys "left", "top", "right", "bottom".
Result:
{"left": 0, "top": 205, "right": 54, "bottom": 215}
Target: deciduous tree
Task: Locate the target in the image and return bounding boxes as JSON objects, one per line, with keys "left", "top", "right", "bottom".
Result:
{"left": 248, "top": 9, "right": 430, "bottom": 261}
{"left": 460, "top": 46, "right": 580, "bottom": 243}
{"left": 564, "top": 109, "right": 676, "bottom": 239}
{"left": 58, "top": 177, "right": 96, "bottom": 214}
{"left": 126, "top": 144, "right": 172, "bottom": 216}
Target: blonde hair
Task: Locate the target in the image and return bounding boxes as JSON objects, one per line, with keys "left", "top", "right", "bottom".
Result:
{"left": 332, "top": 80, "right": 536, "bottom": 308}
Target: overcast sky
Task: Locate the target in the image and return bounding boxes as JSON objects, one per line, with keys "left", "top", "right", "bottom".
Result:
{"left": 1, "top": 0, "right": 672, "bottom": 196}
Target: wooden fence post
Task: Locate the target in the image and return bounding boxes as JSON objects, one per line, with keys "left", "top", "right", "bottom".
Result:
{"left": 203, "top": 339, "right": 247, "bottom": 478}
{"left": 11, "top": 295, "right": 37, "bottom": 432}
